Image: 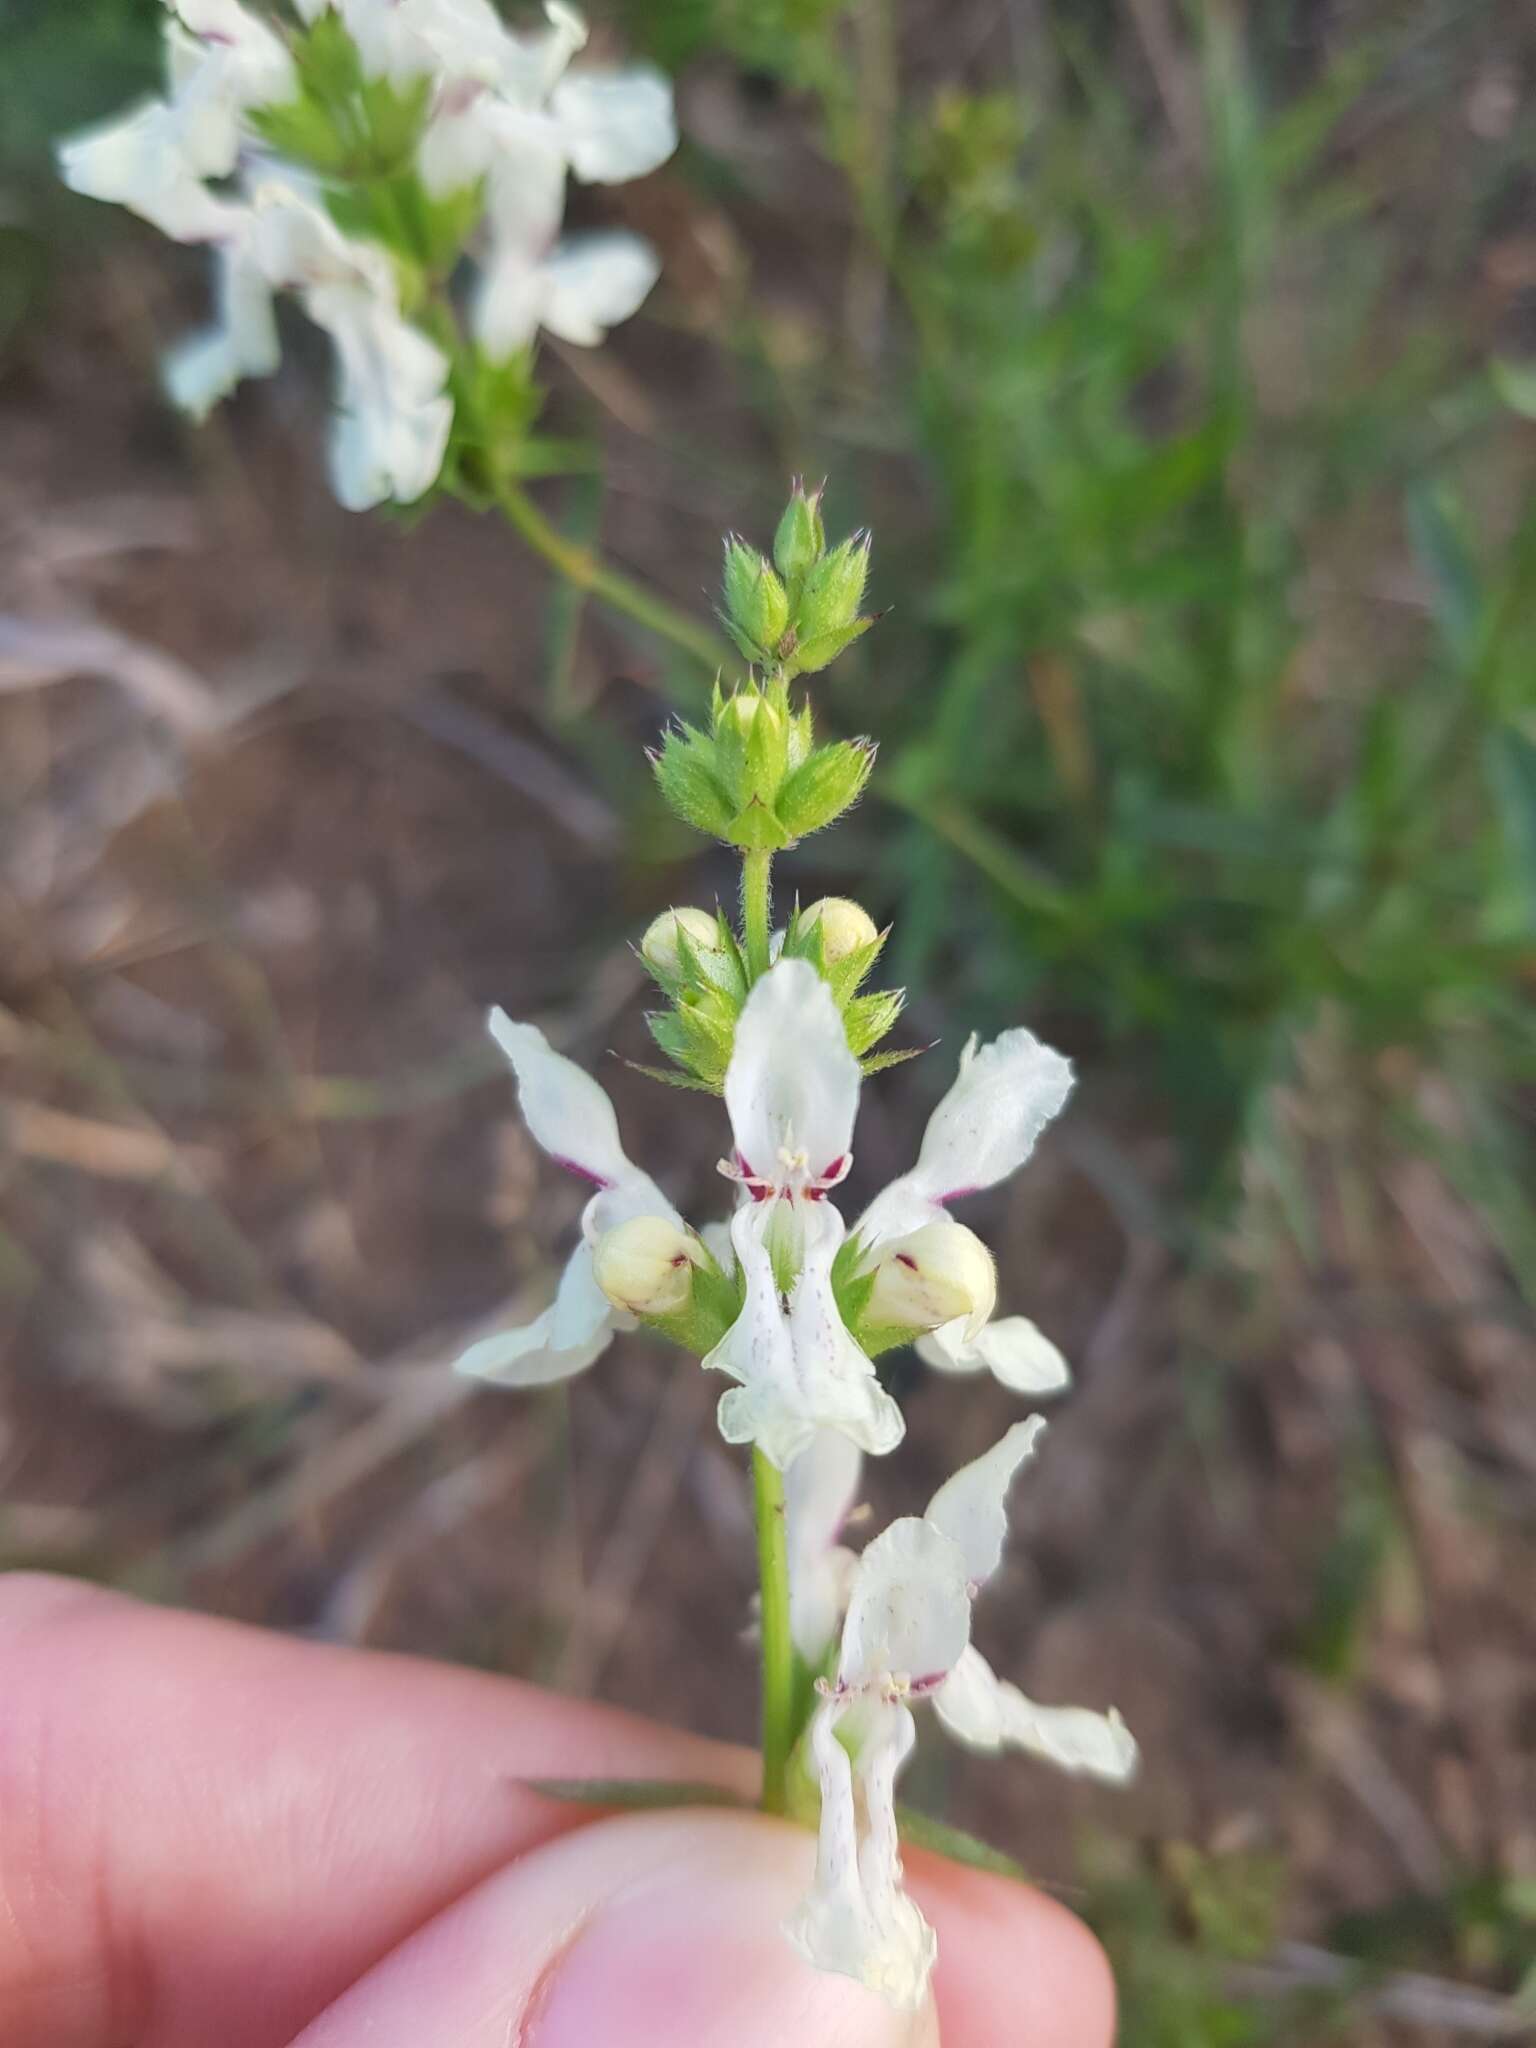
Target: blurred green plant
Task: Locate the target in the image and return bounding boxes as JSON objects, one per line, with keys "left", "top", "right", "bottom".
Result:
{"left": 1, "top": 0, "right": 161, "bottom": 179}
{"left": 630, "top": 0, "right": 1536, "bottom": 1253}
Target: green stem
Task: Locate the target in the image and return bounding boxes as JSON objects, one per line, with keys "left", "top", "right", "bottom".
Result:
{"left": 493, "top": 477, "right": 730, "bottom": 677}
{"left": 741, "top": 848, "right": 773, "bottom": 979}
{"left": 753, "top": 1446, "right": 796, "bottom": 1815}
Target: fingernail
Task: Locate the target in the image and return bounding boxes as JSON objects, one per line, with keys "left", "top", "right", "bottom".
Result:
{"left": 293, "top": 1808, "right": 936, "bottom": 2048}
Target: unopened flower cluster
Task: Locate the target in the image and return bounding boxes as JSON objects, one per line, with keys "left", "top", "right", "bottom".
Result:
{"left": 457, "top": 491, "right": 1138, "bottom": 2013}
{"left": 58, "top": 0, "right": 675, "bottom": 509}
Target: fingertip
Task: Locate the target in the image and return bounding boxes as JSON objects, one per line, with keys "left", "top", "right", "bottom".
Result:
{"left": 0, "top": 1569, "right": 118, "bottom": 1644}
{"left": 908, "top": 1853, "right": 1116, "bottom": 2048}
{"left": 292, "top": 1809, "right": 935, "bottom": 2048}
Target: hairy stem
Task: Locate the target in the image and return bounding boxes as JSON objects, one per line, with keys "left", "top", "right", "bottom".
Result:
{"left": 753, "top": 1446, "right": 796, "bottom": 1814}
{"left": 742, "top": 848, "right": 773, "bottom": 979}
{"left": 493, "top": 478, "right": 729, "bottom": 676}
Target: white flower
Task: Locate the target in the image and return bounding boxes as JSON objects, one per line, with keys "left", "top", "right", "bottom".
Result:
{"left": 786, "top": 1419, "right": 1136, "bottom": 2009}
{"left": 249, "top": 184, "right": 452, "bottom": 508}
{"left": 58, "top": 0, "right": 292, "bottom": 242}
{"left": 454, "top": 1008, "right": 682, "bottom": 1387}
{"left": 854, "top": 1027, "right": 1075, "bottom": 1397}
{"left": 702, "top": 960, "right": 904, "bottom": 1469}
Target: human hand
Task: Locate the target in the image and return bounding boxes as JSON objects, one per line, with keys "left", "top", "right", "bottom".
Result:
{"left": 0, "top": 1573, "right": 1114, "bottom": 2047}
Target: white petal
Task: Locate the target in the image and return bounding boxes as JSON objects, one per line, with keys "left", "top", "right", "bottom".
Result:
{"left": 492, "top": 0, "right": 589, "bottom": 100}
{"left": 319, "top": 294, "right": 453, "bottom": 509}
{"left": 539, "top": 232, "right": 660, "bottom": 347}
{"left": 783, "top": 1700, "right": 936, "bottom": 2013}
{"left": 724, "top": 959, "right": 859, "bottom": 1187}
{"left": 858, "top": 1028, "right": 1073, "bottom": 1246}
{"left": 474, "top": 245, "right": 546, "bottom": 360}
{"left": 549, "top": 67, "right": 677, "bottom": 183}
{"left": 786, "top": 1204, "right": 904, "bottom": 1457}
{"left": 162, "top": 235, "right": 280, "bottom": 420}
{"left": 473, "top": 104, "right": 568, "bottom": 239}
{"left": 838, "top": 1516, "right": 972, "bottom": 1694}
{"left": 929, "top": 1642, "right": 1007, "bottom": 1749}
{"left": 935, "top": 1647, "right": 1138, "bottom": 1782}
{"left": 57, "top": 101, "right": 240, "bottom": 242}
{"left": 454, "top": 1245, "right": 615, "bottom": 1386}
{"left": 709, "top": 1204, "right": 806, "bottom": 1464}
{"left": 924, "top": 1416, "right": 1044, "bottom": 1588}
{"left": 916, "top": 1314, "right": 1072, "bottom": 1396}
{"left": 916, "top": 1028, "right": 1073, "bottom": 1203}
{"left": 785, "top": 1429, "right": 863, "bottom": 1663}
{"left": 707, "top": 1201, "right": 903, "bottom": 1471}
{"left": 487, "top": 1009, "right": 632, "bottom": 1187}
{"left": 172, "top": 0, "right": 297, "bottom": 105}
{"left": 418, "top": 96, "right": 498, "bottom": 198}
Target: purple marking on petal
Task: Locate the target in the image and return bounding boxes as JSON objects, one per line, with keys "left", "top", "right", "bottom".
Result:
{"left": 549, "top": 1154, "right": 613, "bottom": 1189}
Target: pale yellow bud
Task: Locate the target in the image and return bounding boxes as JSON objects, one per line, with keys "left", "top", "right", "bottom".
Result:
{"left": 865, "top": 1220, "right": 997, "bottom": 1339}
{"left": 640, "top": 906, "right": 720, "bottom": 979}
{"left": 593, "top": 1215, "right": 706, "bottom": 1318}
{"left": 718, "top": 691, "right": 783, "bottom": 742}
{"left": 802, "top": 896, "right": 879, "bottom": 964}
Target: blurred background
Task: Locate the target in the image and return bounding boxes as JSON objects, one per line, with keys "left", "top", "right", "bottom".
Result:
{"left": 4, "top": 1, "right": 1536, "bottom": 2038}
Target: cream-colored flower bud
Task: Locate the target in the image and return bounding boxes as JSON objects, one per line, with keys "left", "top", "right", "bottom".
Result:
{"left": 802, "top": 896, "right": 879, "bottom": 964}
{"left": 593, "top": 1214, "right": 706, "bottom": 1318}
{"left": 640, "top": 906, "right": 720, "bottom": 978}
{"left": 865, "top": 1220, "right": 997, "bottom": 1339}
{"left": 718, "top": 690, "right": 783, "bottom": 742}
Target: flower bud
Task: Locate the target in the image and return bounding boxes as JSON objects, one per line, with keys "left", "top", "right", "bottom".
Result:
{"left": 721, "top": 537, "right": 789, "bottom": 661}
{"left": 864, "top": 1220, "right": 997, "bottom": 1340}
{"left": 593, "top": 1215, "right": 706, "bottom": 1319}
{"left": 773, "top": 479, "right": 825, "bottom": 586}
{"left": 716, "top": 689, "right": 783, "bottom": 745}
{"left": 796, "top": 533, "right": 870, "bottom": 641}
{"left": 641, "top": 906, "right": 720, "bottom": 979}
{"left": 802, "top": 896, "right": 879, "bottom": 964}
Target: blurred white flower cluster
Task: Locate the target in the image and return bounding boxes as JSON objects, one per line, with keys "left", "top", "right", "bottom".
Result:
{"left": 57, "top": 0, "right": 676, "bottom": 508}
{"left": 458, "top": 951, "right": 1138, "bottom": 2010}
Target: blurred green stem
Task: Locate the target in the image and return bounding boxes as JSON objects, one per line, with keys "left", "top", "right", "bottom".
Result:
{"left": 493, "top": 477, "right": 728, "bottom": 675}
{"left": 753, "top": 1446, "right": 795, "bottom": 1815}
{"left": 742, "top": 848, "right": 773, "bottom": 979}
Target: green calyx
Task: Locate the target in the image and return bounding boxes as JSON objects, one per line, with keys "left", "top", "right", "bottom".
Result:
{"left": 651, "top": 675, "right": 875, "bottom": 853}
{"left": 637, "top": 897, "right": 904, "bottom": 1093}
{"left": 639, "top": 1249, "right": 744, "bottom": 1358}
{"left": 253, "top": 13, "right": 432, "bottom": 186}
{"left": 717, "top": 483, "right": 877, "bottom": 682}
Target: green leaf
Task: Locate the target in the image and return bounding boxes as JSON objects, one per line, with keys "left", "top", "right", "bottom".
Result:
{"left": 1407, "top": 481, "right": 1482, "bottom": 666}
{"left": 1489, "top": 724, "right": 1536, "bottom": 926}
{"left": 527, "top": 1777, "right": 751, "bottom": 1813}
{"left": 895, "top": 1806, "right": 1030, "bottom": 1882}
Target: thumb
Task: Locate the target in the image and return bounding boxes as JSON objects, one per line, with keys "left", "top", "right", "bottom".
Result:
{"left": 289, "top": 1806, "right": 937, "bottom": 2048}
